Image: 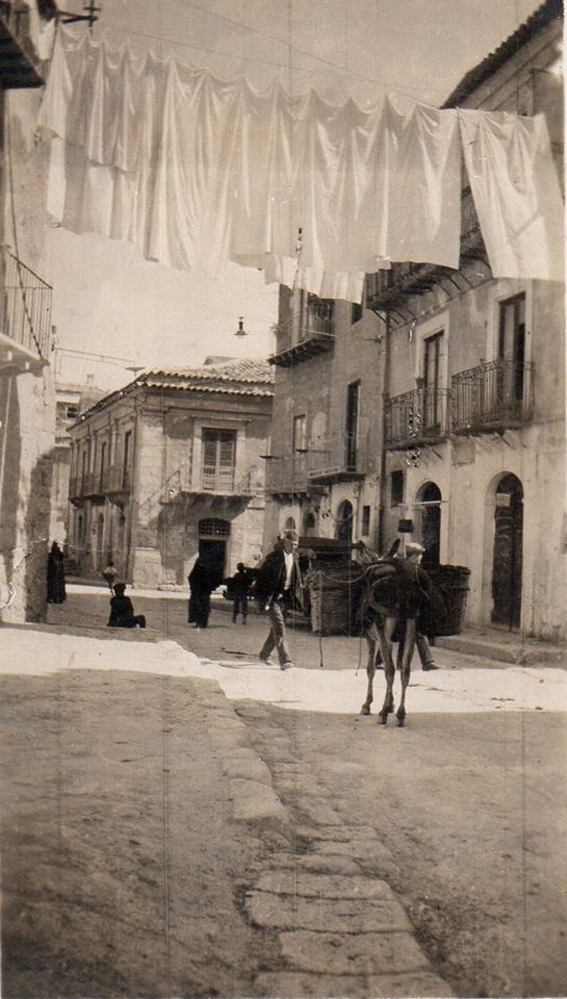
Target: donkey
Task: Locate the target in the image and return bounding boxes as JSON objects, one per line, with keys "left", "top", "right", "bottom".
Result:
{"left": 358, "top": 552, "right": 442, "bottom": 727}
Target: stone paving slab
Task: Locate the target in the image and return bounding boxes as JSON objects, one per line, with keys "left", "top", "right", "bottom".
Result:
{"left": 253, "top": 971, "right": 365, "bottom": 997}
{"left": 314, "top": 838, "right": 395, "bottom": 864}
{"left": 295, "top": 798, "right": 343, "bottom": 826}
{"left": 268, "top": 852, "right": 361, "bottom": 876}
{"left": 246, "top": 891, "right": 413, "bottom": 934}
{"left": 295, "top": 824, "right": 379, "bottom": 843}
{"left": 365, "top": 971, "right": 455, "bottom": 997}
{"left": 276, "top": 777, "right": 326, "bottom": 797}
{"left": 255, "top": 871, "right": 395, "bottom": 901}
{"left": 222, "top": 751, "right": 273, "bottom": 786}
{"left": 279, "top": 929, "right": 431, "bottom": 975}
{"left": 229, "top": 778, "right": 290, "bottom": 831}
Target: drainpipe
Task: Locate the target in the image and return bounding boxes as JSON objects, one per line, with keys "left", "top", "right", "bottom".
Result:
{"left": 375, "top": 310, "right": 391, "bottom": 554}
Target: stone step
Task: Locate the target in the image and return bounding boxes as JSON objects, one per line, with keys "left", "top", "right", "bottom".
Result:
{"left": 435, "top": 632, "right": 567, "bottom": 667}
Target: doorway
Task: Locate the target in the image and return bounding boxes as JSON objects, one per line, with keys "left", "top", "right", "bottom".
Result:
{"left": 336, "top": 500, "right": 354, "bottom": 546}
{"left": 198, "top": 518, "right": 230, "bottom": 582}
{"left": 417, "top": 481, "right": 442, "bottom": 566}
{"left": 491, "top": 473, "right": 523, "bottom": 629}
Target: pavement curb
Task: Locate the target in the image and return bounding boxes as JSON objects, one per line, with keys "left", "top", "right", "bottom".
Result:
{"left": 436, "top": 634, "right": 567, "bottom": 667}
{"left": 191, "top": 675, "right": 292, "bottom": 840}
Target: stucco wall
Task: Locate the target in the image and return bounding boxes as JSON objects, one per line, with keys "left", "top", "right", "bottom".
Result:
{"left": 0, "top": 367, "right": 55, "bottom": 623}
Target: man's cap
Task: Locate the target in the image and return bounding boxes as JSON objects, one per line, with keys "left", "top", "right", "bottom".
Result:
{"left": 283, "top": 529, "right": 299, "bottom": 542}
{"left": 405, "top": 541, "right": 426, "bottom": 555}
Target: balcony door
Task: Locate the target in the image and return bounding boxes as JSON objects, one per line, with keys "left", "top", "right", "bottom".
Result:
{"left": 491, "top": 473, "right": 523, "bottom": 629}
{"left": 498, "top": 294, "right": 526, "bottom": 411}
{"left": 422, "top": 332, "right": 443, "bottom": 431}
{"left": 345, "top": 381, "right": 360, "bottom": 470}
{"left": 202, "top": 429, "right": 236, "bottom": 492}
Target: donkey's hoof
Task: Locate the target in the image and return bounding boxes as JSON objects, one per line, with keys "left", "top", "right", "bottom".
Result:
{"left": 360, "top": 704, "right": 371, "bottom": 716}
{"left": 378, "top": 712, "right": 389, "bottom": 726}
{"left": 396, "top": 709, "right": 406, "bottom": 727}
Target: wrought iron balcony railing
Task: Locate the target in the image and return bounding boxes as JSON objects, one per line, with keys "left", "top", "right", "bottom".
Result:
{"left": 0, "top": 246, "right": 52, "bottom": 361}
{"left": 385, "top": 387, "right": 450, "bottom": 450}
{"left": 103, "top": 464, "right": 132, "bottom": 495}
{"left": 307, "top": 432, "right": 368, "bottom": 481}
{"left": 269, "top": 298, "right": 335, "bottom": 368}
{"left": 451, "top": 359, "right": 534, "bottom": 434}
{"left": 265, "top": 454, "right": 309, "bottom": 495}
{"left": 164, "top": 465, "right": 253, "bottom": 498}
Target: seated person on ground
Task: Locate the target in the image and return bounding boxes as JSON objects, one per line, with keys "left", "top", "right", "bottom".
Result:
{"left": 108, "top": 583, "right": 146, "bottom": 629}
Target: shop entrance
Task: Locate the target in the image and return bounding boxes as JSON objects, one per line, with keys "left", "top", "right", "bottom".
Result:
{"left": 491, "top": 473, "right": 523, "bottom": 629}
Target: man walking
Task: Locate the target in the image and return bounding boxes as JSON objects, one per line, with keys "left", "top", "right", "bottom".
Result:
{"left": 254, "top": 530, "right": 303, "bottom": 670}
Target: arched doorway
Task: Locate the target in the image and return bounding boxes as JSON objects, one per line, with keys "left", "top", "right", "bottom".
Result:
{"left": 491, "top": 473, "right": 523, "bottom": 629}
{"left": 303, "top": 511, "right": 316, "bottom": 537}
{"left": 417, "top": 481, "right": 442, "bottom": 567}
{"left": 198, "top": 518, "right": 230, "bottom": 581}
{"left": 336, "top": 500, "right": 354, "bottom": 546}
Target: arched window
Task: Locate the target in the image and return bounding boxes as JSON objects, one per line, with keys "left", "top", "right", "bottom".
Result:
{"left": 303, "top": 511, "right": 316, "bottom": 537}
{"left": 336, "top": 500, "right": 354, "bottom": 545}
{"left": 417, "top": 482, "right": 441, "bottom": 565}
{"left": 284, "top": 516, "right": 296, "bottom": 532}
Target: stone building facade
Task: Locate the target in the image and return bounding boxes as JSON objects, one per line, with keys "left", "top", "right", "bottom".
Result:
{"left": 68, "top": 359, "right": 273, "bottom": 588}
{"left": 0, "top": 1, "right": 56, "bottom": 624}
{"left": 265, "top": 292, "right": 384, "bottom": 551}
{"left": 266, "top": 0, "right": 565, "bottom": 641}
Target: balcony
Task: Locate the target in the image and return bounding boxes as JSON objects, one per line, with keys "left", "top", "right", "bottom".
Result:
{"left": 451, "top": 359, "right": 534, "bottom": 434}
{"left": 0, "top": 2, "right": 44, "bottom": 88}
{"left": 0, "top": 247, "right": 52, "bottom": 373}
{"left": 385, "top": 387, "right": 450, "bottom": 450}
{"left": 269, "top": 299, "right": 334, "bottom": 368}
{"left": 307, "top": 433, "right": 368, "bottom": 482}
{"left": 365, "top": 189, "right": 486, "bottom": 312}
{"left": 265, "top": 454, "right": 309, "bottom": 496}
{"left": 164, "top": 465, "right": 254, "bottom": 504}
{"left": 69, "top": 465, "right": 133, "bottom": 503}
{"left": 103, "top": 463, "right": 133, "bottom": 500}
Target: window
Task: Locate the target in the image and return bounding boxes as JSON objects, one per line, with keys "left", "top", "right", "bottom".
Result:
{"left": 81, "top": 451, "right": 88, "bottom": 486}
{"left": 346, "top": 381, "right": 360, "bottom": 468}
{"left": 199, "top": 518, "right": 231, "bottom": 537}
{"left": 66, "top": 403, "right": 78, "bottom": 421}
{"left": 99, "top": 441, "right": 107, "bottom": 489}
{"left": 351, "top": 301, "right": 363, "bottom": 325}
{"left": 422, "top": 332, "right": 443, "bottom": 430}
{"left": 303, "top": 511, "right": 316, "bottom": 537}
{"left": 202, "top": 429, "right": 236, "bottom": 491}
{"left": 361, "top": 505, "right": 371, "bottom": 536}
{"left": 298, "top": 292, "right": 334, "bottom": 341}
{"left": 498, "top": 293, "right": 526, "bottom": 403}
{"left": 122, "top": 430, "right": 132, "bottom": 488}
{"left": 391, "top": 470, "right": 404, "bottom": 506}
{"left": 284, "top": 516, "right": 296, "bottom": 532}
{"left": 293, "top": 414, "right": 307, "bottom": 452}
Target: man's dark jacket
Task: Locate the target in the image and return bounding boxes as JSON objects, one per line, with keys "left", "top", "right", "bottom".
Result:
{"left": 253, "top": 549, "right": 304, "bottom": 608}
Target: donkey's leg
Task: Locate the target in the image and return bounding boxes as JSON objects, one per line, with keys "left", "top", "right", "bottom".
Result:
{"left": 361, "top": 627, "right": 377, "bottom": 715}
{"left": 378, "top": 616, "right": 397, "bottom": 726}
{"left": 396, "top": 617, "right": 416, "bottom": 727}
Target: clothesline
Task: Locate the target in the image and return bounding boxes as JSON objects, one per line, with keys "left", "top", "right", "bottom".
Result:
{"left": 37, "top": 26, "right": 565, "bottom": 303}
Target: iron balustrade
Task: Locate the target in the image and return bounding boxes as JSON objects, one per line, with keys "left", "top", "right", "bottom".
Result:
{"left": 168, "top": 464, "right": 252, "bottom": 496}
{"left": 0, "top": 246, "right": 52, "bottom": 358}
{"left": 451, "top": 359, "right": 534, "bottom": 433}
{"left": 265, "top": 454, "right": 309, "bottom": 494}
{"left": 307, "top": 432, "right": 368, "bottom": 480}
{"left": 385, "top": 387, "right": 450, "bottom": 449}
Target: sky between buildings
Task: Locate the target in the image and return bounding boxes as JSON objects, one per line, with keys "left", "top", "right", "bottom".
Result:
{"left": 47, "top": 0, "right": 545, "bottom": 379}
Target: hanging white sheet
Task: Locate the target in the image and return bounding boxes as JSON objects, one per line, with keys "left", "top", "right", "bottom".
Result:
{"left": 37, "top": 27, "right": 564, "bottom": 302}
{"left": 459, "top": 110, "right": 564, "bottom": 283}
